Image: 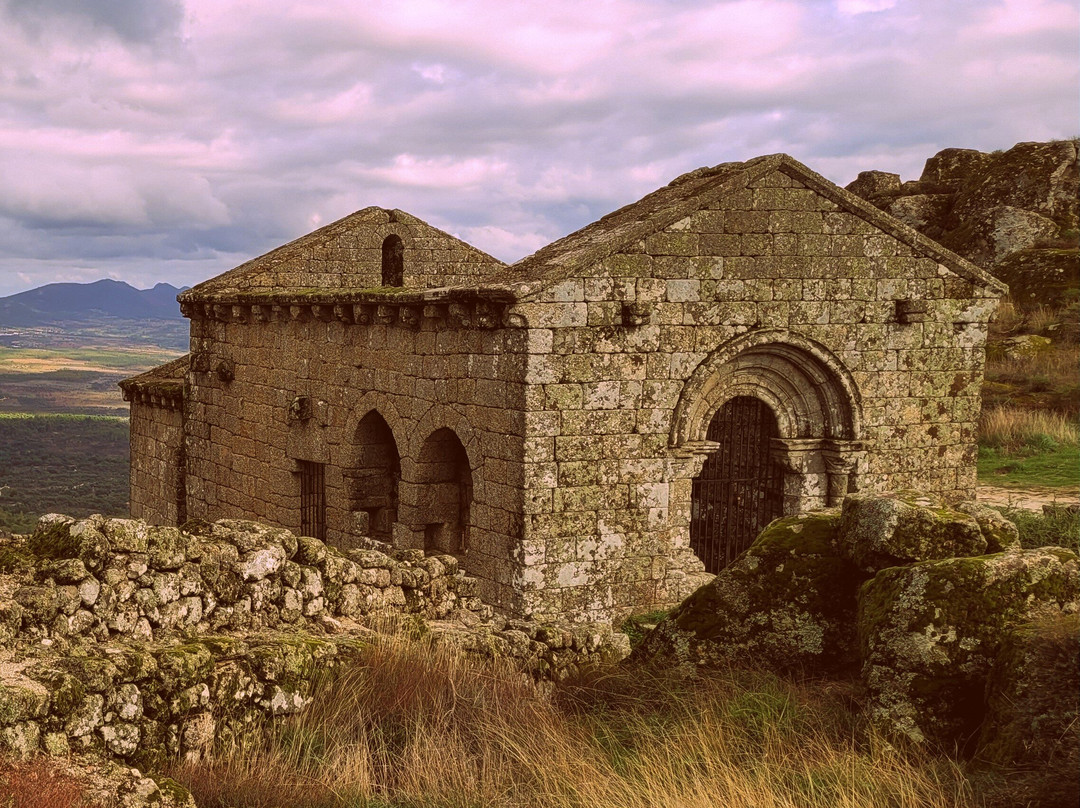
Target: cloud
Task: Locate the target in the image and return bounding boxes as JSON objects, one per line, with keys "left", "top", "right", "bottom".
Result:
{"left": 0, "top": 0, "right": 1076, "bottom": 296}
{"left": 3, "top": 0, "right": 184, "bottom": 43}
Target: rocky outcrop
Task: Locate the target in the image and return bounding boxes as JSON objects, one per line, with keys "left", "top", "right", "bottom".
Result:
{"left": 847, "top": 140, "right": 1079, "bottom": 281}
{"left": 858, "top": 548, "right": 1078, "bottom": 746}
{"left": 635, "top": 491, "right": 1077, "bottom": 756}
{"left": 976, "top": 611, "right": 1079, "bottom": 806}
{"left": 994, "top": 246, "right": 1080, "bottom": 312}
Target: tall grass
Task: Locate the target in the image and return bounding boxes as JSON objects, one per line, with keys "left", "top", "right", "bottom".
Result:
{"left": 979, "top": 405, "right": 1079, "bottom": 454}
{"left": 168, "top": 632, "right": 974, "bottom": 808}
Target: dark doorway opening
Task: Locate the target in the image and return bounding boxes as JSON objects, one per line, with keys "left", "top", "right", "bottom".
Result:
{"left": 416, "top": 428, "right": 472, "bottom": 557}
{"left": 690, "top": 396, "right": 784, "bottom": 573}
{"left": 298, "top": 460, "right": 327, "bottom": 541}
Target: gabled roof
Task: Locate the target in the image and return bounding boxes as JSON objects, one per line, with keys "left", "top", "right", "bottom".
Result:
{"left": 494, "top": 153, "right": 1005, "bottom": 296}
{"left": 180, "top": 207, "right": 505, "bottom": 302}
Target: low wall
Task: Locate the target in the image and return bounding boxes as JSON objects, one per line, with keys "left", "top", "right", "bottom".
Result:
{"left": 0, "top": 515, "right": 630, "bottom": 773}
{"left": 2, "top": 514, "right": 489, "bottom": 647}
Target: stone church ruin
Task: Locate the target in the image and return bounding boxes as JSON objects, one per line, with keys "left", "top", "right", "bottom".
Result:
{"left": 122, "top": 153, "right": 1005, "bottom": 621}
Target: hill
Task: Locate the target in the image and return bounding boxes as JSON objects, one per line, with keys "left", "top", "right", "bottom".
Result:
{"left": 0, "top": 279, "right": 187, "bottom": 326}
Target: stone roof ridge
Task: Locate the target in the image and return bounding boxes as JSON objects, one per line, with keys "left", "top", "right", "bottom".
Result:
{"left": 486, "top": 155, "right": 782, "bottom": 289}
{"left": 492, "top": 152, "right": 1004, "bottom": 296}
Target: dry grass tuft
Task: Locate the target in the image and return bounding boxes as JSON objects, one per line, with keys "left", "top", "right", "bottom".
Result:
{"left": 0, "top": 758, "right": 96, "bottom": 808}
{"left": 169, "top": 631, "right": 976, "bottom": 808}
{"left": 979, "top": 405, "right": 1079, "bottom": 453}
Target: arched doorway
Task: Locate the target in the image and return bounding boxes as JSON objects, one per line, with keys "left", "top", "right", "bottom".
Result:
{"left": 690, "top": 396, "right": 784, "bottom": 573}
{"left": 416, "top": 427, "right": 472, "bottom": 556}
{"left": 348, "top": 411, "right": 400, "bottom": 540}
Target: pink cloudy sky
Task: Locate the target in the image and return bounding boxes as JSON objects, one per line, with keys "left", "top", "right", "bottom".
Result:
{"left": 0, "top": 0, "right": 1076, "bottom": 296}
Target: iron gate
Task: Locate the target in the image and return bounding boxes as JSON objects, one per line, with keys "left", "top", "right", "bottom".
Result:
{"left": 299, "top": 460, "right": 327, "bottom": 541}
{"left": 690, "top": 396, "right": 785, "bottom": 573}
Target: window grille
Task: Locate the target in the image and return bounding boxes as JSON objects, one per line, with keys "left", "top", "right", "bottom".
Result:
{"left": 298, "top": 460, "right": 326, "bottom": 541}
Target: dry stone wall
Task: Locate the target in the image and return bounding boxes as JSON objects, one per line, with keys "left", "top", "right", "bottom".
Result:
{"left": 2, "top": 514, "right": 490, "bottom": 647}
{"left": 0, "top": 515, "right": 629, "bottom": 769}
{"left": 513, "top": 165, "right": 999, "bottom": 619}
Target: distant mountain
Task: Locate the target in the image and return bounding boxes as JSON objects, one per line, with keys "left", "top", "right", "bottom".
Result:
{"left": 0, "top": 279, "right": 188, "bottom": 326}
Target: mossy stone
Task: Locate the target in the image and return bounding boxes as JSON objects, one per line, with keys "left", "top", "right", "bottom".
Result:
{"left": 637, "top": 510, "right": 865, "bottom": 674}
{"left": 154, "top": 643, "right": 215, "bottom": 691}
{"left": 838, "top": 491, "right": 986, "bottom": 573}
{"left": 858, "top": 547, "right": 1080, "bottom": 747}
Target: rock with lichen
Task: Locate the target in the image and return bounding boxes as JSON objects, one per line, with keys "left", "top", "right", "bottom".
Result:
{"left": 857, "top": 547, "right": 1079, "bottom": 746}
{"left": 836, "top": 491, "right": 987, "bottom": 574}
{"left": 847, "top": 139, "right": 1079, "bottom": 271}
{"left": 975, "top": 610, "right": 1079, "bottom": 807}
{"left": 955, "top": 502, "right": 1019, "bottom": 552}
{"left": 634, "top": 510, "right": 864, "bottom": 674}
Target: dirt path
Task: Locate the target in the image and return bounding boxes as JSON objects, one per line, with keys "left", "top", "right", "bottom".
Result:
{"left": 977, "top": 483, "right": 1080, "bottom": 512}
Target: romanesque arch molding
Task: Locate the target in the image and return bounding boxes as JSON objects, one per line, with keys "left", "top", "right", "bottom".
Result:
{"left": 670, "top": 329, "right": 863, "bottom": 448}
{"left": 671, "top": 330, "right": 865, "bottom": 516}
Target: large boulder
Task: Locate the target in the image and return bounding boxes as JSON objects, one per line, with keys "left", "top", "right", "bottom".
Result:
{"left": 857, "top": 547, "right": 1079, "bottom": 746}
{"left": 976, "top": 611, "right": 1079, "bottom": 807}
{"left": 950, "top": 140, "right": 1079, "bottom": 238}
{"left": 946, "top": 204, "right": 1061, "bottom": 268}
{"left": 993, "top": 247, "right": 1080, "bottom": 312}
{"left": 919, "top": 148, "right": 992, "bottom": 190}
{"left": 836, "top": 491, "right": 988, "bottom": 574}
{"left": 635, "top": 511, "right": 864, "bottom": 674}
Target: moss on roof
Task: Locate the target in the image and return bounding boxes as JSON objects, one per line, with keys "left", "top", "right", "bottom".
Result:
{"left": 119, "top": 354, "right": 188, "bottom": 397}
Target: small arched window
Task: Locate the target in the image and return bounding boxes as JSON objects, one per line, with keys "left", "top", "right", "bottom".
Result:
{"left": 381, "top": 234, "right": 404, "bottom": 287}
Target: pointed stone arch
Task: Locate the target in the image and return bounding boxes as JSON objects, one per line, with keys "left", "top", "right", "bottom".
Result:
{"left": 346, "top": 409, "right": 401, "bottom": 541}
{"left": 414, "top": 427, "right": 474, "bottom": 558}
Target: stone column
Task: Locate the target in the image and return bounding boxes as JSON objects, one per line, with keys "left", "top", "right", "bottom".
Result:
{"left": 771, "top": 438, "right": 825, "bottom": 513}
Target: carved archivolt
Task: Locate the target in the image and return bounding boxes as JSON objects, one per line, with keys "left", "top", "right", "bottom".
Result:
{"left": 670, "top": 329, "right": 863, "bottom": 447}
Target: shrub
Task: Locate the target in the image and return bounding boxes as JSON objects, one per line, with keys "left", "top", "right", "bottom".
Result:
{"left": 1001, "top": 506, "right": 1080, "bottom": 553}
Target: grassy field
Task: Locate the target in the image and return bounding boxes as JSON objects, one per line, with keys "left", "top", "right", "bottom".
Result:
{"left": 977, "top": 405, "right": 1079, "bottom": 489}
{"left": 978, "top": 295, "right": 1079, "bottom": 491}
{"left": 0, "top": 413, "right": 129, "bottom": 533}
{"left": 0, "top": 337, "right": 184, "bottom": 415}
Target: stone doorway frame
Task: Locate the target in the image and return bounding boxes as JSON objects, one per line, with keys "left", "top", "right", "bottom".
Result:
{"left": 670, "top": 330, "right": 865, "bottom": 562}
